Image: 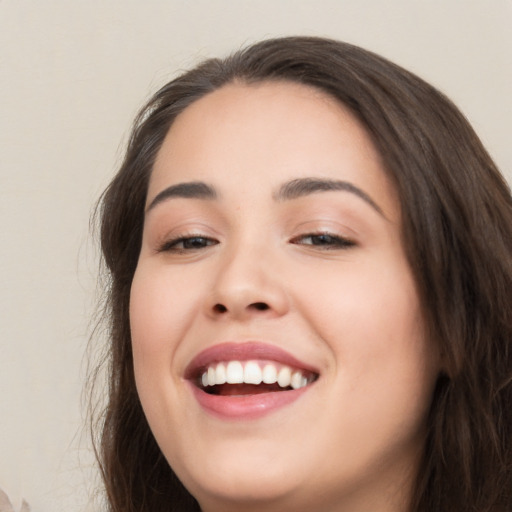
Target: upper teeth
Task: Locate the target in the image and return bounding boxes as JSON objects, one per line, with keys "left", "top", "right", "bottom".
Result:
{"left": 200, "top": 361, "right": 312, "bottom": 390}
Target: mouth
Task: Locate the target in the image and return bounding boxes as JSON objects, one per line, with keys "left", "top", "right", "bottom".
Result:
{"left": 196, "top": 360, "right": 317, "bottom": 396}
{"left": 185, "top": 342, "right": 320, "bottom": 419}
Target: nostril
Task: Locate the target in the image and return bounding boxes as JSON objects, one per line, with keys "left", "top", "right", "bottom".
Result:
{"left": 213, "top": 304, "right": 228, "bottom": 313}
{"left": 251, "top": 302, "right": 270, "bottom": 311}
{"left": 211, "top": 302, "right": 270, "bottom": 314}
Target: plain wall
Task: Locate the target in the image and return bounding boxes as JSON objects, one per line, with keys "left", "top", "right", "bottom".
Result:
{"left": 1, "top": 1, "right": 510, "bottom": 511}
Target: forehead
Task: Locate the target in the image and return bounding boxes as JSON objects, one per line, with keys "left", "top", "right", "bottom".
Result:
{"left": 149, "top": 81, "right": 398, "bottom": 219}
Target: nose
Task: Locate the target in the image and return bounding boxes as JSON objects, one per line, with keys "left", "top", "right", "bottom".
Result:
{"left": 205, "top": 243, "right": 289, "bottom": 321}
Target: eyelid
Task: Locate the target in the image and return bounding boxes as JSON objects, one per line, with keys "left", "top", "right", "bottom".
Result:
{"left": 287, "top": 217, "right": 359, "bottom": 246}
{"left": 153, "top": 220, "right": 221, "bottom": 252}
{"left": 289, "top": 230, "right": 356, "bottom": 250}
{"left": 157, "top": 233, "right": 219, "bottom": 253}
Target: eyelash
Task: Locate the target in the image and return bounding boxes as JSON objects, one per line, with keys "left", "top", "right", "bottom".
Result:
{"left": 158, "top": 231, "right": 355, "bottom": 253}
{"left": 158, "top": 235, "right": 218, "bottom": 253}
{"left": 290, "top": 232, "right": 356, "bottom": 250}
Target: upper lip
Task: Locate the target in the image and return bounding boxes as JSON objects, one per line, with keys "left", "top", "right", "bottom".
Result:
{"left": 184, "top": 341, "right": 320, "bottom": 380}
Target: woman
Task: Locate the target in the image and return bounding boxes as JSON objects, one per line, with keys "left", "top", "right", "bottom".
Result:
{"left": 92, "top": 36, "right": 512, "bottom": 511}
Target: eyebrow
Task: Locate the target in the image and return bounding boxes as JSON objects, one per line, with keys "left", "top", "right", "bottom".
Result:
{"left": 146, "top": 177, "right": 384, "bottom": 217}
{"left": 146, "top": 181, "right": 217, "bottom": 212}
{"left": 274, "top": 177, "right": 384, "bottom": 217}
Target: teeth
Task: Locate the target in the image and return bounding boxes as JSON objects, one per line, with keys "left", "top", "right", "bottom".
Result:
{"left": 291, "top": 371, "right": 303, "bottom": 390}
{"left": 214, "top": 363, "right": 226, "bottom": 384}
{"left": 199, "top": 360, "right": 313, "bottom": 390}
{"left": 207, "top": 366, "right": 216, "bottom": 386}
{"left": 226, "top": 361, "right": 244, "bottom": 384}
{"left": 244, "top": 361, "right": 262, "bottom": 385}
{"left": 277, "top": 366, "right": 292, "bottom": 387}
{"left": 262, "top": 364, "right": 277, "bottom": 384}
{"left": 201, "top": 361, "right": 313, "bottom": 389}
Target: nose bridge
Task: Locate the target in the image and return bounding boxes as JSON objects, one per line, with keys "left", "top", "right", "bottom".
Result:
{"left": 207, "top": 231, "right": 288, "bottom": 319}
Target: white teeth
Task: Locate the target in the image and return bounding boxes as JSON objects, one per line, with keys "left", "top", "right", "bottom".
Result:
{"left": 207, "top": 366, "right": 216, "bottom": 386}
{"left": 277, "top": 366, "right": 292, "bottom": 388}
{"left": 262, "top": 364, "right": 278, "bottom": 384}
{"left": 291, "top": 371, "right": 303, "bottom": 390}
{"left": 226, "top": 361, "right": 244, "bottom": 384}
{"left": 244, "top": 361, "right": 262, "bottom": 385}
{"left": 214, "top": 363, "right": 226, "bottom": 384}
{"left": 199, "top": 360, "right": 314, "bottom": 390}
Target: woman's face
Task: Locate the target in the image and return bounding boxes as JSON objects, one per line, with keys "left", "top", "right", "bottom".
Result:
{"left": 130, "top": 82, "right": 440, "bottom": 512}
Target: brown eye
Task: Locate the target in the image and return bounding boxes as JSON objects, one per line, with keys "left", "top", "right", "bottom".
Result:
{"left": 160, "top": 236, "right": 218, "bottom": 252}
{"left": 181, "top": 237, "right": 215, "bottom": 249}
{"left": 291, "top": 233, "right": 356, "bottom": 249}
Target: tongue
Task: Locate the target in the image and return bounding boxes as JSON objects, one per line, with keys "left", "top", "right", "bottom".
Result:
{"left": 217, "top": 383, "right": 285, "bottom": 396}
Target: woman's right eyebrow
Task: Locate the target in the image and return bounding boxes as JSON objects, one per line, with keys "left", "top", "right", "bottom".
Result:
{"left": 146, "top": 181, "right": 217, "bottom": 213}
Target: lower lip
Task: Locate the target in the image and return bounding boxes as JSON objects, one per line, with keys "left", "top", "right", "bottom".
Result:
{"left": 189, "top": 383, "right": 311, "bottom": 420}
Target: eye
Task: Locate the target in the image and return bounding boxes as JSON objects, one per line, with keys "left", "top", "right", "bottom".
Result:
{"left": 290, "top": 232, "right": 356, "bottom": 250}
{"left": 159, "top": 235, "right": 219, "bottom": 253}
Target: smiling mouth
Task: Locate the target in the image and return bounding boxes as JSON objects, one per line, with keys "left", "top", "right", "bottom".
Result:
{"left": 196, "top": 360, "right": 318, "bottom": 396}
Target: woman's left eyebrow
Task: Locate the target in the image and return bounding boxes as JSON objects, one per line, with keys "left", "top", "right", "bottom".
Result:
{"left": 274, "top": 177, "right": 385, "bottom": 218}
{"left": 146, "top": 181, "right": 217, "bottom": 213}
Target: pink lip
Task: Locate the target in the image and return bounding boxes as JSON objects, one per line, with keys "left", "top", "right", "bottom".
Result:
{"left": 184, "top": 341, "right": 319, "bottom": 378}
{"left": 188, "top": 382, "right": 311, "bottom": 420}
{"left": 184, "top": 341, "right": 319, "bottom": 420}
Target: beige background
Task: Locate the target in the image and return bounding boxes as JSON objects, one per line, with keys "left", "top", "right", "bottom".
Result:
{"left": 1, "top": 1, "right": 511, "bottom": 511}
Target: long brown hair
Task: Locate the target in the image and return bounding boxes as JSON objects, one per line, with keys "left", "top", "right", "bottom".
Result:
{"left": 92, "top": 36, "right": 512, "bottom": 511}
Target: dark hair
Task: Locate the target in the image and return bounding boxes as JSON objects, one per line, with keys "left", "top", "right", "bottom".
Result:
{"left": 92, "top": 36, "right": 512, "bottom": 511}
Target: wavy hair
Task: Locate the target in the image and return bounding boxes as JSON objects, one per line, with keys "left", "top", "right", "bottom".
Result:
{"left": 92, "top": 36, "right": 512, "bottom": 511}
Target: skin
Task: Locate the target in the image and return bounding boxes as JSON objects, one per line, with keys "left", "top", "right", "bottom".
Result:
{"left": 130, "top": 81, "right": 441, "bottom": 512}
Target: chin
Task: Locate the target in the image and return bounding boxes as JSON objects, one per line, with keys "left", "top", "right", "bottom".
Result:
{"left": 175, "top": 452, "right": 307, "bottom": 512}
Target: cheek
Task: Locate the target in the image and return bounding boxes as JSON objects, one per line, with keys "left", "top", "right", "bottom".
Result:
{"left": 298, "top": 257, "right": 438, "bottom": 448}
{"left": 295, "top": 256, "right": 421, "bottom": 341}
{"left": 128, "top": 264, "right": 207, "bottom": 421}
{"left": 128, "top": 264, "right": 206, "bottom": 442}
{"left": 130, "top": 264, "right": 202, "bottom": 357}
{"left": 293, "top": 254, "right": 437, "bottom": 392}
